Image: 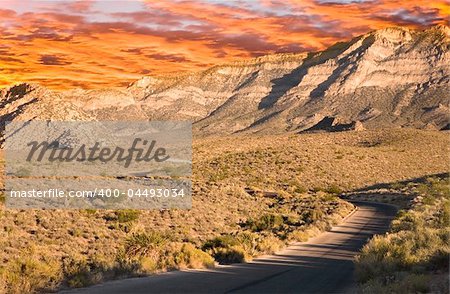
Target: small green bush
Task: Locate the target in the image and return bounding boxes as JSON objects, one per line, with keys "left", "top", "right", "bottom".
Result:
{"left": 63, "top": 255, "right": 117, "bottom": 288}
{"left": 171, "top": 243, "right": 215, "bottom": 269}
{"left": 116, "top": 210, "right": 140, "bottom": 223}
{"left": 246, "top": 214, "right": 284, "bottom": 232}
{"left": 325, "top": 184, "right": 343, "bottom": 195}
{"left": 202, "top": 235, "right": 240, "bottom": 250}
{"left": 212, "top": 248, "right": 245, "bottom": 264}
{"left": 103, "top": 210, "right": 140, "bottom": 232}
{"left": 302, "top": 208, "right": 324, "bottom": 224}
{"left": 294, "top": 185, "right": 308, "bottom": 194}
{"left": 124, "top": 231, "right": 169, "bottom": 259}
{"left": 202, "top": 235, "right": 246, "bottom": 264}
{"left": 84, "top": 209, "right": 97, "bottom": 215}
{"left": 256, "top": 235, "right": 284, "bottom": 254}
{"left": 236, "top": 232, "right": 259, "bottom": 256}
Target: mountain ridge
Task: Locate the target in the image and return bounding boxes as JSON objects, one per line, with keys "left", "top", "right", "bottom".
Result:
{"left": 1, "top": 24, "right": 449, "bottom": 135}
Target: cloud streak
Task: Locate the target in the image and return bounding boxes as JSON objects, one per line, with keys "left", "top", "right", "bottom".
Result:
{"left": 0, "top": 0, "right": 448, "bottom": 89}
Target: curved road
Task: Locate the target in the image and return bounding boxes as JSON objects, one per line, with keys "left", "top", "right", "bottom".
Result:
{"left": 63, "top": 201, "right": 397, "bottom": 294}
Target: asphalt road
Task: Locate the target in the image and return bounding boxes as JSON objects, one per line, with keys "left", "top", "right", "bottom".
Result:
{"left": 63, "top": 201, "right": 397, "bottom": 294}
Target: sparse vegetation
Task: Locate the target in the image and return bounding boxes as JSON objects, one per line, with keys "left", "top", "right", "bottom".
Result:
{"left": 355, "top": 175, "right": 450, "bottom": 293}
{"left": 0, "top": 130, "right": 448, "bottom": 293}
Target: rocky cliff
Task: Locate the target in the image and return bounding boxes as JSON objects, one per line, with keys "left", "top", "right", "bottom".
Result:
{"left": 1, "top": 25, "right": 449, "bottom": 135}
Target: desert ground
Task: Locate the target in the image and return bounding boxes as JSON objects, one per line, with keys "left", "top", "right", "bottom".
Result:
{"left": 0, "top": 128, "right": 448, "bottom": 293}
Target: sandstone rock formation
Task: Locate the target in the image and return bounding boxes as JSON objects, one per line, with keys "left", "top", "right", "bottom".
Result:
{"left": 301, "top": 116, "right": 365, "bottom": 133}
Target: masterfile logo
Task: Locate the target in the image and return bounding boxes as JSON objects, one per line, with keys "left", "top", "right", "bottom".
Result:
{"left": 26, "top": 138, "right": 170, "bottom": 168}
{"left": 3, "top": 121, "right": 192, "bottom": 209}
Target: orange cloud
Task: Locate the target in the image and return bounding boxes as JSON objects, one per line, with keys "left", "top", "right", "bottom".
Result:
{"left": 0, "top": 0, "right": 448, "bottom": 89}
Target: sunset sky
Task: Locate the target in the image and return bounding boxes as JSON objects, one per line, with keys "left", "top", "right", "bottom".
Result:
{"left": 0, "top": 0, "right": 448, "bottom": 89}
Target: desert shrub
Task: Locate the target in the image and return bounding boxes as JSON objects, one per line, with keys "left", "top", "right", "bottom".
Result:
{"left": 288, "top": 225, "right": 322, "bottom": 242}
{"left": 157, "top": 243, "right": 215, "bottom": 270}
{"left": 124, "top": 231, "right": 169, "bottom": 259}
{"left": 138, "top": 256, "right": 159, "bottom": 273}
{"left": 108, "top": 222, "right": 134, "bottom": 233}
{"left": 256, "top": 235, "right": 284, "bottom": 254}
{"left": 103, "top": 210, "right": 141, "bottom": 232}
{"left": 357, "top": 225, "right": 450, "bottom": 282}
{"left": 312, "top": 186, "right": 325, "bottom": 193}
{"left": 360, "top": 273, "right": 430, "bottom": 294}
{"left": 288, "top": 229, "right": 310, "bottom": 242}
{"left": 321, "top": 192, "right": 339, "bottom": 202}
{"left": 202, "top": 235, "right": 246, "bottom": 264}
{"left": 436, "top": 199, "right": 450, "bottom": 226}
{"left": 202, "top": 235, "right": 240, "bottom": 250}
{"left": 126, "top": 242, "right": 215, "bottom": 273}
{"left": 391, "top": 210, "right": 421, "bottom": 232}
{"left": 302, "top": 207, "right": 324, "bottom": 224}
{"left": 116, "top": 231, "right": 169, "bottom": 273}
{"left": 114, "top": 251, "right": 143, "bottom": 275}
{"left": 325, "top": 184, "right": 343, "bottom": 195}
{"left": 209, "top": 247, "right": 246, "bottom": 264}
{"left": 116, "top": 210, "right": 140, "bottom": 223}
{"left": 63, "top": 257, "right": 112, "bottom": 288}
{"left": 292, "top": 184, "right": 307, "bottom": 194}
{"left": 0, "top": 255, "right": 62, "bottom": 293}
{"left": 246, "top": 213, "right": 284, "bottom": 232}
{"left": 427, "top": 177, "right": 450, "bottom": 196}
{"left": 68, "top": 227, "right": 83, "bottom": 237}
{"left": 355, "top": 235, "right": 400, "bottom": 282}
{"left": 389, "top": 182, "right": 404, "bottom": 190}
{"left": 227, "top": 231, "right": 259, "bottom": 257}
{"left": 84, "top": 209, "right": 97, "bottom": 215}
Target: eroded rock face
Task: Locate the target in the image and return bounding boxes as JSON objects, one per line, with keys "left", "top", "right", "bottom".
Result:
{"left": 1, "top": 25, "right": 449, "bottom": 135}
{"left": 0, "top": 83, "right": 93, "bottom": 123}
{"left": 190, "top": 25, "right": 449, "bottom": 134}
{"left": 132, "top": 25, "right": 449, "bottom": 134}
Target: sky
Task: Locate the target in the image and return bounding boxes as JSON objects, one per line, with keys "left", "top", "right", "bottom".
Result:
{"left": 0, "top": 0, "right": 448, "bottom": 89}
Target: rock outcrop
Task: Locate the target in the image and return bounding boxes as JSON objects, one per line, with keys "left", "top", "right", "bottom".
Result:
{"left": 301, "top": 116, "right": 365, "bottom": 133}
